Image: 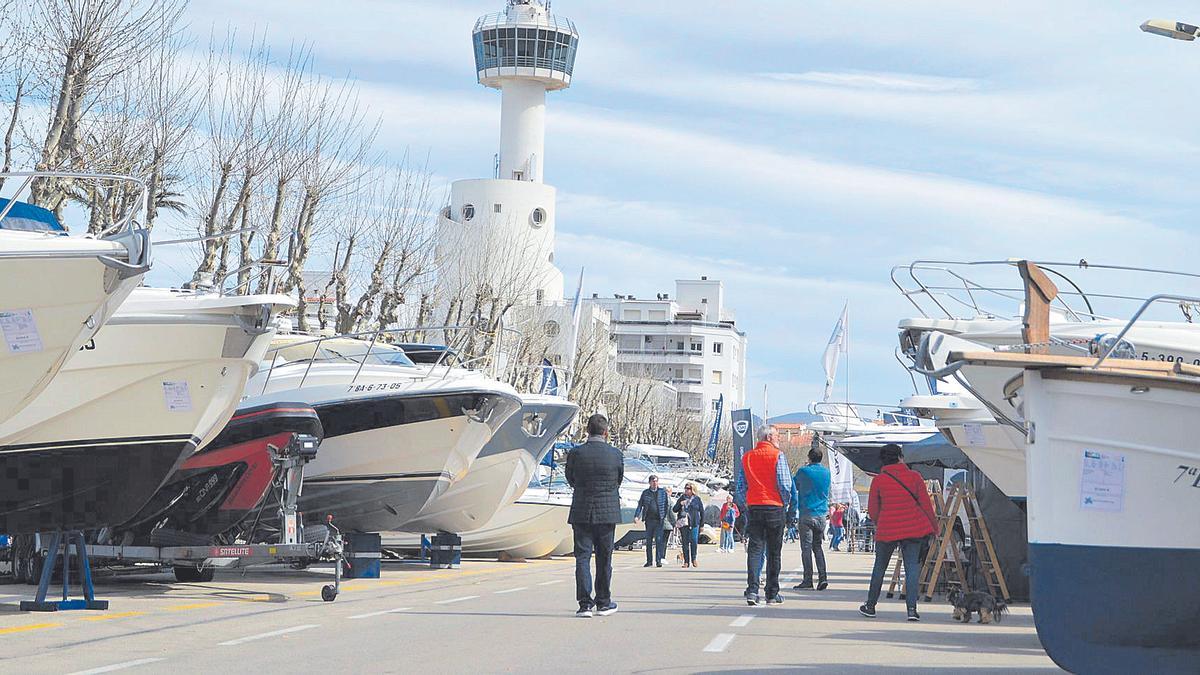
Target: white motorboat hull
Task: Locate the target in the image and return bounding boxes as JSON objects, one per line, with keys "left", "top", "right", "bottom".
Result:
{"left": 0, "top": 231, "right": 144, "bottom": 425}
{"left": 1018, "top": 367, "right": 1200, "bottom": 672}
{"left": 0, "top": 290, "right": 287, "bottom": 533}
{"left": 249, "top": 362, "right": 523, "bottom": 533}
{"left": 399, "top": 395, "right": 577, "bottom": 534}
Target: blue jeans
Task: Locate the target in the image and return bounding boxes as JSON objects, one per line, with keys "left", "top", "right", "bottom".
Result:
{"left": 720, "top": 527, "right": 734, "bottom": 550}
{"left": 643, "top": 520, "right": 665, "bottom": 564}
{"left": 866, "top": 537, "right": 924, "bottom": 613}
{"left": 745, "top": 506, "right": 784, "bottom": 598}
{"left": 573, "top": 523, "right": 615, "bottom": 609}
{"left": 830, "top": 525, "right": 844, "bottom": 549}
{"left": 799, "top": 515, "right": 827, "bottom": 584}
{"left": 681, "top": 526, "right": 699, "bottom": 564}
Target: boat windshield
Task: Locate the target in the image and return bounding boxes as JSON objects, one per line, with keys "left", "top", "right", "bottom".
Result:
{"left": 0, "top": 198, "right": 66, "bottom": 234}
{"left": 271, "top": 337, "right": 416, "bottom": 367}
{"left": 623, "top": 458, "right": 657, "bottom": 473}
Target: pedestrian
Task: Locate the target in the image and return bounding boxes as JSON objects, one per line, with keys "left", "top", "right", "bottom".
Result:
{"left": 736, "top": 425, "right": 793, "bottom": 606}
{"left": 792, "top": 446, "right": 831, "bottom": 591}
{"left": 565, "top": 414, "right": 624, "bottom": 618}
{"left": 829, "top": 503, "right": 846, "bottom": 551}
{"left": 672, "top": 482, "right": 705, "bottom": 568}
{"left": 719, "top": 494, "right": 739, "bottom": 553}
{"left": 633, "top": 475, "right": 669, "bottom": 567}
{"left": 859, "top": 443, "right": 937, "bottom": 622}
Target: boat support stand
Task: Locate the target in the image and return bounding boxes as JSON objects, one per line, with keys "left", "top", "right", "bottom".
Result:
{"left": 21, "top": 531, "right": 108, "bottom": 612}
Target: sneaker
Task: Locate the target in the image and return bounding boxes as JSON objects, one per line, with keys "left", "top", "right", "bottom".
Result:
{"left": 692, "top": 561, "right": 699, "bottom": 568}
{"left": 817, "top": 580, "right": 829, "bottom": 591}
{"left": 907, "top": 609, "right": 920, "bottom": 622}
{"left": 655, "top": 562, "right": 663, "bottom": 567}
{"left": 793, "top": 582, "right": 814, "bottom": 590}
{"left": 576, "top": 605, "right": 593, "bottom": 618}
{"left": 768, "top": 595, "right": 784, "bottom": 605}
{"left": 596, "top": 602, "right": 618, "bottom": 617}
{"left": 859, "top": 604, "right": 876, "bottom": 618}
{"left": 643, "top": 562, "right": 652, "bottom": 568}
{"left": 745, "top": 593, "right": 760, "bottom": 606}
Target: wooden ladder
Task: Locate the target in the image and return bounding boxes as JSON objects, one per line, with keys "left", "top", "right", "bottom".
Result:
{"left": 959, "top": 483, "right": 1012, "bottom": 603}
{"left": 886, "top": 481, "right": 967, "bottom": 600}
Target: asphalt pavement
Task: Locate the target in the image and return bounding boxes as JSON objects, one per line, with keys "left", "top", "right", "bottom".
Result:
{"left": 0, "top": 542, "right": 1059, "bottom": 673}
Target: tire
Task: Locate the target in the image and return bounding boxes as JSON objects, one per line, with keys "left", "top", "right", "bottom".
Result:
{"left": 173, "top": 566, "right": 215, "bottom": 583}
{"left": 321, "top": 584, "right": 337, "bottom": 602}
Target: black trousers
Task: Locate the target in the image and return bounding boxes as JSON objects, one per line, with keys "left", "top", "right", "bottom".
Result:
{"left": 643, "top": 519, "right": 665, "bottom": 564}
{"left": 745, "top": 505, "right": 784, "bottom": 598}
{"left": 800, "top": 514, "right": 828, "bottom": 584}
{"left": 573, "top": 523, "right": 615, "bottom": 608}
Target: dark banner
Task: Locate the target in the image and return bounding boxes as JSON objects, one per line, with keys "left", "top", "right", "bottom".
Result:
{"left": 730, "top": 408, "right": 754, "bottom": 487}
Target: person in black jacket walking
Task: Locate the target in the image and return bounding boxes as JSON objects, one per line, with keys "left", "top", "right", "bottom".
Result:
{"left": 634, "top": 475, "right": 670, "bottom": 567}
{"left": 565, "top": 414, "right": 624, "bottom": 618}
{"left": 673, "top": 483, "right": 705, "bottom": 568}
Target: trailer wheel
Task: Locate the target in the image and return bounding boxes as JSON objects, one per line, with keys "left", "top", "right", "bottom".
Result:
{"left": 321, "top": 584, "right": 337, "bottom": 602}
{"left": 12, "top": 535, "right": 43, "bottom": 585}
{"left": 173, "top": 566, "right": 215, "bottom": 583}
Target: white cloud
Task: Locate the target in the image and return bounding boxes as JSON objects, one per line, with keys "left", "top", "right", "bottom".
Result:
{"left": 762, "top": 70, "right": 981, "bottom": 93}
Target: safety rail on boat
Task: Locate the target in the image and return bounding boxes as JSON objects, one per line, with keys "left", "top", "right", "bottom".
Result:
{"left": 0, "top": 170, "right": 147, "bottom": 237}
{"left": 807, "top": 401, "right": 927, "bottom": 426}
{"left": 891, "top": 259, "right": 1200, "bottom": 324}
{"left": 258, "top": 324, "right": 527, "bottom": 393}
{"left": 1092, "top": 294, "right": 1200, "bottom": 368}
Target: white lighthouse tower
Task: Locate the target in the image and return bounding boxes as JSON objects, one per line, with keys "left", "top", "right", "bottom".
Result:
{"left": 437, "top": 0, "right": 579, "bottom": 306}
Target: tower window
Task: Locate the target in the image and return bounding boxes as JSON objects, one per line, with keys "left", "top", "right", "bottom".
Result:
{"left": 513, "top": 170, "right": 524, "bottom": 181}
{"left": 462, "top": 204, "right": 475, "bottom": 221}
{"left": 493, "top": 203, "right": 503, "bottom": 214}
{"left": 530, "top": 207, "right": 547, "bottom": 227}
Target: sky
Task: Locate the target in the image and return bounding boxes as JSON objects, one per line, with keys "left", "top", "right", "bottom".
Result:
{"left": 159, "top": 0, "right": 1200, "bottom": 415}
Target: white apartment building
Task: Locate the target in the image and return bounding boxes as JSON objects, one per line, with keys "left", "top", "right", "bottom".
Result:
{"left": 586, "top": 277, "right": 747, "bottom": 416}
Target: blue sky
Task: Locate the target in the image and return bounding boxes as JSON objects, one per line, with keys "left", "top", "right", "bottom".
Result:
{"left": 161, "top": 1, "right": 1200, "bottom": 415}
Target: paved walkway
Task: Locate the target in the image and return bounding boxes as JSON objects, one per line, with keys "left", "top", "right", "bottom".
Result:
{"left": 0, "top": 543, "right": 1058, "bottom": 673}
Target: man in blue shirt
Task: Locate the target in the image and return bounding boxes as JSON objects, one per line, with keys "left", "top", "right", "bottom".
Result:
{"left": 792, "top": 445, "right": 831, "bottom": 590}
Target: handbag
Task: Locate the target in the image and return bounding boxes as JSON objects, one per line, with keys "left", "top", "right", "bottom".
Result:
{"left": 675, "top": 498, "right": 690, "bottom": 528}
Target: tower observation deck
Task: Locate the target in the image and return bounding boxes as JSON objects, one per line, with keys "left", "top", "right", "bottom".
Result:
{"left": 472, "top": 0, "right": 578, "bottom": 183}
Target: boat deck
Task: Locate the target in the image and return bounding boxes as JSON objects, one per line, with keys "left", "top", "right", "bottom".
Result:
{"left": 0, "top": 545, "right": 1057, "bottom": 673}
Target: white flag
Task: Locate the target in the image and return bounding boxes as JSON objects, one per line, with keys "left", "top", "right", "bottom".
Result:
{"left": 829, "top": 448, "right": 855, "bottom": 504}
{"left": 822, "top": 303, "right": 848, "bottom": 401}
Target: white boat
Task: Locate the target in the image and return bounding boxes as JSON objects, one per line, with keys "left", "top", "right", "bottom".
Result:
{"left": 953, "top": 348, "right": 1200, "bottom": 672}
{"left": 247, "top": 335, "right": 524, "bottom": 533}
{"left": 0, "top": 288, "right": 291, "bottom": 533}
{"left": 0, "top": 172, "right": 150, "bottom": 426}
{"left": 455, "top": 485, "right": 573, "bottom": 559}
{"left": 400, "top": 393, "right": 578, "bottom": 534}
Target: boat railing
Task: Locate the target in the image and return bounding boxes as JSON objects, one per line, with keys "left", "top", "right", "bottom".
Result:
{"left": 891, "top": 259, "right": 1200, "bottom": 324}
{"left": 1092, "top": 294, "right": 1200, "bottom": 368}
{"left": 258, "top": 323, "right": 527, "bottom": 393}
{"left": 0, "top": 170, "right": 147, "bottom": 238}
{"left": 808, "top": 401, "right": 927, "bottom": 426}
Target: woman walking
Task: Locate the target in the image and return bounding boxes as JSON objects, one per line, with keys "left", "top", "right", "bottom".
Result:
{"left": 829, "top": 503, "right": 846, "bottom": 551}
{"left": 859, "top": 444, "right": 937, "bottom": 621}
{"left": 673, "top": 483, "right": 705, "bottom": 568}
{"left": 719, "top": 494, "right": 740, "bottom": 552}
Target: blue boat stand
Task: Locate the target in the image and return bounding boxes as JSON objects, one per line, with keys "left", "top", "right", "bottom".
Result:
{"left": 20, "top": 531, "right": 108, "bottom": 612}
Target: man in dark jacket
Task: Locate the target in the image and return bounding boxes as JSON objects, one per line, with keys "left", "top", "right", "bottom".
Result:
{"left": 634, "top": 475, "right": 669, "bottom": 567}
{"left": 565, "top": 414, "right": 624, "bottom": 618}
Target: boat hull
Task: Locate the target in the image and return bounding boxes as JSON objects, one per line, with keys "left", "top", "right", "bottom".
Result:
{"left": 399, "top": 396, "right": 577, "bottom": 534}
{"left": 296, "top": 390, "right": 521, "bottom": 533}
{"left": 1021, "top": 368, "right": 1200, "bottom": 671}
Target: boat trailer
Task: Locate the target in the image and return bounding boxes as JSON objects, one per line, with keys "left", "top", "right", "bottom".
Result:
{"left": 18, "top": 434, "right": 345, "bottom": 611}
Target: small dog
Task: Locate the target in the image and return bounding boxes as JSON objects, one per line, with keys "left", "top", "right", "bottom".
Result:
{"left": 948, "top": 588, "right": 1009, "bottom": 624}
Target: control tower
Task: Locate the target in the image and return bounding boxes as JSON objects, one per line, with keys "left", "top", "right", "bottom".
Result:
{"left": 438, "top": 0, "right": 578, "bottom": 306}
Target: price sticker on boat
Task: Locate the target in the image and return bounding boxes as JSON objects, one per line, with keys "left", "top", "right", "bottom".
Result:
{"left": 1079, "top": 449, "right": 1125, "bottom": 513}
{"left": 962, "top": 423, "right": 986, "bottom": 446}
{"left": 162, "top": 381, "right": 193, "bottom": 412}
{"left": 0, "top": 308, "right": 43, "bottom": 353}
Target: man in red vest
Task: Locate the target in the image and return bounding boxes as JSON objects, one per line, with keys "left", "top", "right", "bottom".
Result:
{"left": 735, "top": 425, "right": 793, "bottom": 606}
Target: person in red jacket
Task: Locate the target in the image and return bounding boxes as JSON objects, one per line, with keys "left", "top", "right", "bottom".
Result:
{"left": 859, "top": 443, "right": 937, "bottom": 621}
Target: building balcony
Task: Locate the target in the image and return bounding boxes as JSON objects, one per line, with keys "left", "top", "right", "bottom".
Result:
{"left": 666, "top": 378, "right": 702, "bottom": 385}
{"left": 617, "top": 348, "right": 703, "bottom": 356}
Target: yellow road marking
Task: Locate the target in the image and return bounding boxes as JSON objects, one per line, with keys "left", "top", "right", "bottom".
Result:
{"left": 0, "top": 622, "right": 61, "bottom": 635}
{"left": 82, "top": 611, "right": 146, "bottom": 621}
{"left": 167, "top": 602, "right": 221, "bottom": 611}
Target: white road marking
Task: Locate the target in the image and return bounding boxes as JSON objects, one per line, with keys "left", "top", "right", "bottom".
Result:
{"left": 435, "top": 595, "right": 479, "bottom": 605}
{"left": 218, "top": 625, "right": 318, "bottom": 646}
{"left": 537, "top": 579, "right": 564, "bottom": 586}
{"left": 730, "top": 614, "right": 755, "bottom": 628}
{"left": 703, "top": 633, "right": 737, "bottom": 653}
{"left": 494, "top": 587, "right": 527, "bottom": 594}
{"left": 348, "top": 607, "right": 410, "bottom": 619}
{"left": 68, "top": 658, "right": 164, "bottom": 675}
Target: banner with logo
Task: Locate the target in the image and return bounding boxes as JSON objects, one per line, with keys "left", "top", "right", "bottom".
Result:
{"left": 730, "top": 408, "right": 753, "bottom": 487}
{"left": 706, "top": 394, "right": 724, "bottom": 460}
{"left": 829, "top": 448, "right": 858, "bottom": 511}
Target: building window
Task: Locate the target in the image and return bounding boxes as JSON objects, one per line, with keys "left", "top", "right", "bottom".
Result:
{"left": 676, "top": 341, "right": 684, "bottom": 351}
{"left": 712, "top": 398, "right": 721, "bottom": 411}
{"left": 711, "top": 370, "right": 722, "bottom": 385}
{"left": 535, "top": 289, "right": 545, "bottom": 305}
{"left": 543, "top": 320, "right": 560, "bottom": 337}
{"left": 530, "top": 207, "right": 546, "bottom": 227}
{"left": 713, "top": 342, "right": 723, "bottom": 355}
{"left": 513, "top": 170, "right": 524, "bottom": 181}
{"left": 493, "top": 203, "right": 503, "bottom": 213}
{"left": 690, "top": 340, "right": 702, "bottom": 352}
{"left": 462, "top": 204, "right": 476, "bottom": 221}
{"left": 622, "top": 309, "right": 641, "bottom": 321}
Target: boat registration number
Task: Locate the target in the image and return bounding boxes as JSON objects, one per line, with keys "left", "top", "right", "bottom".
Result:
{"left": 347, "top": 382, "right": 408, "bottom": 393}
{"left": 1141, "top": 352, "right": 1200, "bottom": 365}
